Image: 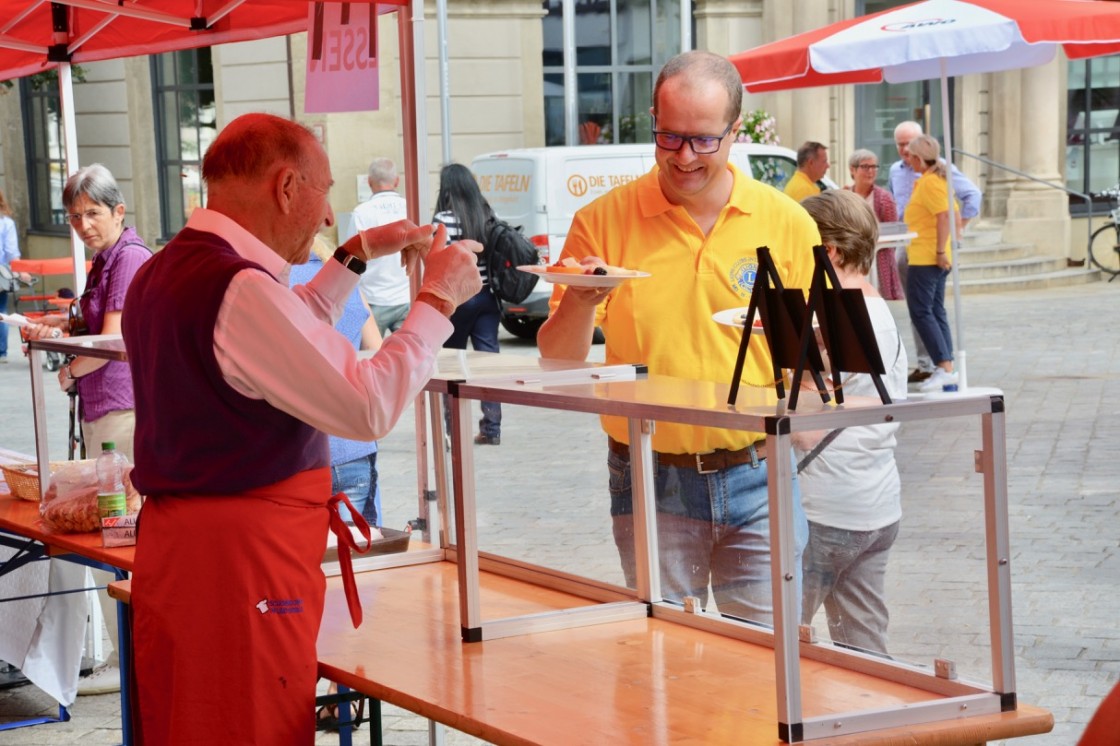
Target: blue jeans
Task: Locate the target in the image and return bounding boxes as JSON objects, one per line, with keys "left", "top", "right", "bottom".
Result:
{"left": 607, "top": 448, "right": 808, "bottom": 626}
{"left": 371, "top": 302, "right": 409, "bottom": 337}
{"left": 905, "top": 264, "right": 953, "bottom": 366}
{"left": 0, "top": 290, "right": 9, "bottom": 357}
{"left": 445, "top": 288, "right": 501, "bottom": 438}
{"left": 331, "top": 452, "right": 381, "bottom": 526}
{"left": 895, "top": 247, "right": 931, "bottom": 365}
{"left": 801, "top": 520, "right": 899, "bottom": 656}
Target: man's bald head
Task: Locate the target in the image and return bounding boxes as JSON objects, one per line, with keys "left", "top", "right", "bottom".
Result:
{"left": 201, "top": 113, "right": 335, "bottom": 265}
{"left": 202, "top": 113, "right": 318, "bottom": 186}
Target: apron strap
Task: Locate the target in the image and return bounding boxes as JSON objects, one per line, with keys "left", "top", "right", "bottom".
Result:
{"left": 326, "top": 492, "right": 374, "bottom": 628}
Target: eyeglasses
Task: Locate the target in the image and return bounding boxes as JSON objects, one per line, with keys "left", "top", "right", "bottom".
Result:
{"left": 856, "top": 164, "right": 880, "bottom": 171}
{"left": 652, "top": 121, "right": 736, "bottom": 154}
{"left": 66, "top": 209, "right": 109, "bottom": 224}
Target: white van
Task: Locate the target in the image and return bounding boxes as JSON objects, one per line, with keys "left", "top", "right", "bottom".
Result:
{"left": 472, "top": 143, "right": 831, "bottom": 339}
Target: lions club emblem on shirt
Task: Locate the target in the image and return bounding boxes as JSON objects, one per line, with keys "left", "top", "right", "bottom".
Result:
{"left": 729, "top": 258, "right": 758, "bottom": 299}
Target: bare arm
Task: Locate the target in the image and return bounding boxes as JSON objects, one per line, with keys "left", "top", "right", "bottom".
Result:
{"left": 537, "top": 285, "right": 611, "bottom": 361}
{"left": 935, "top": 212, "right": 951, "bottom": 270}
{"left": 359, "top": 297, "right": 383, "bottom": 352}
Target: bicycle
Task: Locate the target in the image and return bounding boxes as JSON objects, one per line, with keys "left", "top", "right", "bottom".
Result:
{"left": 1088, "top": 188, "right": 1120, "bottom": 281}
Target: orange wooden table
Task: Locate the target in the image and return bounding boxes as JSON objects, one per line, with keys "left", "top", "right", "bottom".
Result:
{"left": 0, "top": 492, "right": 135, "bottom": 571}
{"left": 317, "top": 561, "right": 1053, "bottom": 745}
{"left": 10, "top": 258, "right": 92, "bottom": 276}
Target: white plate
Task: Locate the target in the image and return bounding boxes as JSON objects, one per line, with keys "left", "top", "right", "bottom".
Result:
{"left": 517, "top": 265, "right": 650, "bottom": 288}
{"left": 712, "top": 307, "right": 765, "bottom": 334}
{"left": 712, "top": 306, "right": 819, "bottom": 335}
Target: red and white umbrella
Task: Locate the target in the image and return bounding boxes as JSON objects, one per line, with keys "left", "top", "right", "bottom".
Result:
{"left": 731, "top": 0, "right": 1120, "bottom": 92}
{"left": 730, "top": 0, "right": 1120, "bottom": 389}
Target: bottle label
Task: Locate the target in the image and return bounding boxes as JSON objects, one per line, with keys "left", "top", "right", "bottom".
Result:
{"left": 98, "top": 491, "right": 127, "bottom": 519}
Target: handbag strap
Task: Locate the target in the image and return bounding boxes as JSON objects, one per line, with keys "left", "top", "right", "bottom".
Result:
{"left": 796, "top": 428, "right": 843, "bottom": 474}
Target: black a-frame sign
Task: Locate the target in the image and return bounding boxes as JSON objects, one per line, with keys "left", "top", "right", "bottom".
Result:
{"left": 789, "top": 245, "right": 892, "bottom": 410}
{"left": 727, "top": 245, "right": 891, "bottom": 411}
{"left": 727, "top": 247, "right": 827, "bottom": 407}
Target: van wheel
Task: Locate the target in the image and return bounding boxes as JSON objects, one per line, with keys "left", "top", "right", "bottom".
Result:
{"left": 500, "top": 316, "right": 544, "bottom": 340}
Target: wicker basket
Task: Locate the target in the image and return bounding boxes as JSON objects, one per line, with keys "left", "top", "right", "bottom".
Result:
{"left": 1, "top": 461, "right": 70, "bottom": 502}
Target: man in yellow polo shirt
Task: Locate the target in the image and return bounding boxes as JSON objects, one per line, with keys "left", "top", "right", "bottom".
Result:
{"left": 538, "top": 50, "right": 821, "bottom": 625}
{"left": 784, "top": 141, "right": 829, "bottom": 202}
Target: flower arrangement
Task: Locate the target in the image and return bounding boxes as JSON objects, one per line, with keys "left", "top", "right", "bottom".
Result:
{"left": 737, "top": 109, "right": 779, "bottom": 146}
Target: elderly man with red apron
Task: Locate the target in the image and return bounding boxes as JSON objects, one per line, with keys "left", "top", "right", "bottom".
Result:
{"left": 122, "top": 113, "right": 481, "bottom": 744}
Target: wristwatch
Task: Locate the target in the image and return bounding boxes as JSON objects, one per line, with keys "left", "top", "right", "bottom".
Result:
{"left": 333, "top": 247, "right": 367, "bottom": 275}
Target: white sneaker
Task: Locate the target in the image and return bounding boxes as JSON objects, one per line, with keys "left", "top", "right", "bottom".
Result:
{"left": 77, "top": 664, "right": 121, "bottom": 696}
{"left": 918, "top": 368, "right": 959, "bottom": 392}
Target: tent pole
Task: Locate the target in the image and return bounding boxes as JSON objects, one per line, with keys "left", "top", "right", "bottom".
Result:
{"left": 399, "top": 2, "right": 438, "bottom": 549}
{"left": 562, "top": 0, "right": 576, "bottom": 145}
{"left": 58, "top": 61, "right": 87, "bottom": 294}
{"left": 940, "top": 61, "right": 966, "bottom": 390}
{"left": 436, "top": 0, "right": 451, "bottom": 164}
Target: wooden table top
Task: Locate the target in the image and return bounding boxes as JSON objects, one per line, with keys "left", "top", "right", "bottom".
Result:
{"left": 0, "top": 493, "right": 135, "bottom": 571}
{"left": 10, "top": 257, "right": 92, "bottom": 276}
{"left": 317, "top": 561, "right": 1052, "bottom": 746}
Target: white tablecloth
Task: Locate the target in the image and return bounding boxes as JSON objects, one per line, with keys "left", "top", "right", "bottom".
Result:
{"left": 0, "top": 504, "right": 90, "bottom": 706}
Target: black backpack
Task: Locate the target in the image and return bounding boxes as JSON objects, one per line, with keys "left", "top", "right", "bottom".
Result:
{"left": 484, "top": 218, "right": 540, "bottom": 304}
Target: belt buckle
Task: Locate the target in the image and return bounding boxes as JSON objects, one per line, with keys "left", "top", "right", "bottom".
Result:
{"left": 695, "top": 451, "right": 719, "bottom": 475}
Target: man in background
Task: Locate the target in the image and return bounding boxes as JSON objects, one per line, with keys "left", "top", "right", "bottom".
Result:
{"left": 889, "top": 120, "right": 982, "bottom": 383}
{"left": 353, "top": 157, "right": 411, "bottom": 336}
{"left": 784, "top": 141, "right": 829, "bottom": 202}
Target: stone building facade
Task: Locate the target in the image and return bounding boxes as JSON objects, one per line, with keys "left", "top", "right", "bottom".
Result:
{"left": 0, "top": 0, "right": 1096, "bottom": 278}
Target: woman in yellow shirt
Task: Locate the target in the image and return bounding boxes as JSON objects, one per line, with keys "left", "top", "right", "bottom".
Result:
{"left": 903, "top": 134, "right": 957, "bottom": 392}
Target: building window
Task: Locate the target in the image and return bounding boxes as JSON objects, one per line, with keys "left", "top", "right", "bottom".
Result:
{"left": 542, "top": 0, "right": 684, "bottom": 146}
{"left": 152, "top": 48, "right": 216, "bottom": 240}
{"left": 20, "top": 75, "right": 68, "bottom": 233}
{"left": 1067, "top": 56, "right": 1120, "bottom": 212}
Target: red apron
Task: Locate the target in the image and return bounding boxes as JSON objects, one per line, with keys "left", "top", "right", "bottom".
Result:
{"left": 130, "top": 468, "right": 371, "bottom": 745}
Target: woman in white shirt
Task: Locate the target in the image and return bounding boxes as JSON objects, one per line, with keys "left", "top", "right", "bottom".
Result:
{"left": 795, "top": 189, "right": 909, "bottom": 656}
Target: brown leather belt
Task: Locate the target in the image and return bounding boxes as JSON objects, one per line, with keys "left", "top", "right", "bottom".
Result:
{"left": 607, "top": 436, "right": 766, "bottom": 474}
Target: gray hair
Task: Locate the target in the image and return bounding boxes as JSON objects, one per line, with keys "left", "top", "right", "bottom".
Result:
{"left": 848, "top": 149, "right": 878, "bottom": 170}
{"left": 63, "top": 163, "right": 124, "bottom": 212}
{"left": 367, "top": 157, "right": 398, "bottom": 189}
{"left": 894, "top": 120, "right": 923, "bottom": 140}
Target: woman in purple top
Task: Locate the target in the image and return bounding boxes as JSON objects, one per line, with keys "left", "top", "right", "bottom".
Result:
{"left": 27, "top": 164, "right": 152, "bottom": 462}
{"left": 25, "top": 164, "right": 152, "bottom": 695}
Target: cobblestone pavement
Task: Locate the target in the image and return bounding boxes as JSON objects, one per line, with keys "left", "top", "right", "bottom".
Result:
{"left": 1, "top": 280, "right": 1117, "bottom": 744}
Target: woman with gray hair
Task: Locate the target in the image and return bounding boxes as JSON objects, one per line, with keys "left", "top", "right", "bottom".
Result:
{"left": 844, "top": 148, "right": 902, "bottom": 299}
{"left": 902, "top": 134, "right": 958, "bottom": 392}
{"left": 28, "top": 164, "right": 152, "bottom": 456}
{"left": 25, "top": 163, "right": 151, "bottom": 694}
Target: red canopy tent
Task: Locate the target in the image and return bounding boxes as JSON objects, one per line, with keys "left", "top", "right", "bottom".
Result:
{"left": 0, "top": 0, "right": 418, "bottom": 290}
